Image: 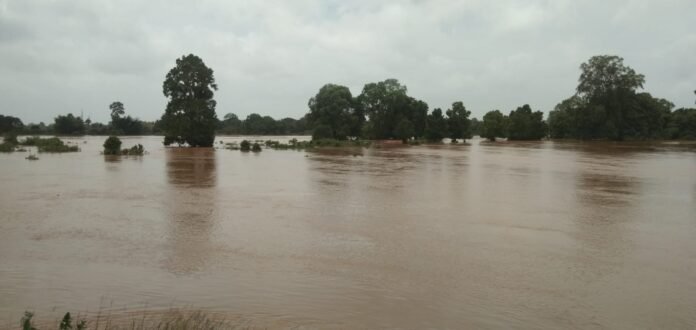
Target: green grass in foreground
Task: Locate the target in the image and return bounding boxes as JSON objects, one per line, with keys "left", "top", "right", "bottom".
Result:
{"left": 18, "top": 310, "right": 245, "bottom": 330}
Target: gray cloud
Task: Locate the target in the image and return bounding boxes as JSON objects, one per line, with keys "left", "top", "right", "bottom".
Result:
{"left": 1, "top": 0, "right": 694, "bottom": 124}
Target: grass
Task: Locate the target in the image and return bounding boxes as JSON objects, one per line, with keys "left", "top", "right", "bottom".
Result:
{"left": 17, "top": 309, "right": 248, "bottom": 330}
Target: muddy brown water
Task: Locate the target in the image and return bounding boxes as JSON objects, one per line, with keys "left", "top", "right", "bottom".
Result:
{"left": 1, "top": 136, "right": 695, "bottom": 328}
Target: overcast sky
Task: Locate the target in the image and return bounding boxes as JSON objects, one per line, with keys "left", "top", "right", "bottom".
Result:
{"left": 1, "top": 0, "right": 694, "bottom": 124}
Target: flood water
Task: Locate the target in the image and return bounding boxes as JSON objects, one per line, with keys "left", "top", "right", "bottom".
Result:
{"left": 1, "top": 136, "right": 695, "bottom": 328}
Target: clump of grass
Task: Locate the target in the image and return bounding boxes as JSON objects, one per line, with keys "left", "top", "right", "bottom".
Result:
{"left": 19, "top": 309, "right": 240, "bottom": 330}
{"left": 21, "top": 137, "right": 79, "bottom": 153}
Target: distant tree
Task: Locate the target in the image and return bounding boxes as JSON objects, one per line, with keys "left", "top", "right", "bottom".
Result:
{"left": 481, "top": 110, "right": 507, "bottom": 141}
{"left": 219, "top": 113, "right": 242, "bottom": 134}
{"left": 576, "top": 55, "right": 646, "bottom": 140}
{"left": 240, "top": 140, "right": 251, "bottom": 152}
{"left": 110, "top": 101, "right": 125, "bottom": 121}
{"left": 54, "top": 113, "right": 85, "bottom": 135}
{"left": 393, "top": 118, "right": 415, "bottom": 144}
{"left": 664, "top": 107, "right": 696, "bottom": 140}
{"left": 307, "top": 84, "right": 362, "bottom": 140}
{"left": 0, "top": 115, "right": 24, "bottom": 134}
{"left": 446, "top": 101, "right": 472, "bottom": 142}
{"left": 424, "top": 108, "right": 448, "bottom": 142}
{"left": 160, "top": 54, "right": 218, "bottom": 147}
{"left": 507, "top": 104, "right": 546, "bottom": 140}
{"left": 357, "top": 79, "right": 428, "bottom": 139}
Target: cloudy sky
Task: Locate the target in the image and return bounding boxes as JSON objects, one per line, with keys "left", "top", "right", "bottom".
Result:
{"left": 1, "top": 0, "right": 694, "bottom": 123}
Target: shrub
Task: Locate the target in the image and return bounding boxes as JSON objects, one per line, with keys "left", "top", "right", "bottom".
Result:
{"left": 3, "top": 133, "right": 18, "bottom": 145}
{"left": 122, "top": 144, "right": 144, "bottom": 155}
{"left": 0, "top": 142, "right": 15, "bottom": 152}
{"left": 103, "top": 136, "right": 122, "bottom": 155}
{"left": 23, "top": 137, "right": 79, "bottom": 152}
{"left": 240, "top": 140, "right": 251, "bottom": 152}
{"left": 251, "top": 142, "right": 262, "bottom": 152}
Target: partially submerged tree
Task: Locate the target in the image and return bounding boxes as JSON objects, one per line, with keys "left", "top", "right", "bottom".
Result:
{"left": 446, "top": 101, "right": 472, "bottom": 143}
{"left": 160, "top": 54, "right": 218, "bottom": 147}
{"left": 481, "top": 110, "right": 507, "bottom": 141}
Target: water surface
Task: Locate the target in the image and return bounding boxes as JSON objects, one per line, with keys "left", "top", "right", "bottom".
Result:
{"left": 1, "top": 136, "right": 695, "bottom": 328}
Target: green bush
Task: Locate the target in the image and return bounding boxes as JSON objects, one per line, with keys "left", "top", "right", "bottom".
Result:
{"left": 0, "top": 142, "right": 14, "bottom": 152}
{"left": 21, "top": 137, "right": 79, "bottom": 153}
{"left": 3, "top": 133, "right": 18, "bottom": 145}
{"left": 103, "top": 136, "right": 122, "bottom": 155}
{"left": 240, "top": 140, "right": 251, "bottom": 152}
{"left": 122, "top": 144, "right": 144, "bottom": 155}
{"left": 252, "top": 142, "right": 262, "bottom": 152}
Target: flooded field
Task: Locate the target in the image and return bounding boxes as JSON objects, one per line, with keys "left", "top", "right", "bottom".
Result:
{"left": 1, "top": 136, "right": 695, "bottom": 328}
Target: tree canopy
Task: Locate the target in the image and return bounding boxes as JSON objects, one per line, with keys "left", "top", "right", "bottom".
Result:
{"left": 160, "top": 54, "right": 218, "bottom": 147}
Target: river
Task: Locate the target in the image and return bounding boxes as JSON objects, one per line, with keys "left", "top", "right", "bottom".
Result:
{"left": 1, "top": 136, "right": 695, "bottom": 328}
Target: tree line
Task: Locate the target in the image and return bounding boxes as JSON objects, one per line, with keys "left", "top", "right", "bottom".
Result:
{"left": 2, "top": 54, "right": 695, "bottom": 145}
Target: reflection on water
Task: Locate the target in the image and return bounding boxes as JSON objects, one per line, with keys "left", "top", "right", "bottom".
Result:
{"left": 0, "top": 136, "right": 695, "bottom": 328}
{"left": 163, "top": 148, "right": 218, "bottom": 275}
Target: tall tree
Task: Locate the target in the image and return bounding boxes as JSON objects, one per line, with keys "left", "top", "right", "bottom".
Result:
{"left": 307, "top": 84, "right": 361, "bottom": 140}
{"left": 445, "top": 101, "right": 472, "bottom": 142}
{"left": 576, "top": 55, "right": 645, "bottom": 140}
{"left": 0, "top": 115, "right": 24, "bottom": 134}
{"left": 481, "top": 110, "right": 507, "bottom": 141}
{"left": 424, "top": 108, "right": 448, "bottom": 142}
{"left": 54, "top": 113, "right": 85, "bottom": 135}
{"left": 507, "top": 104, "right": 546, "bottom": 140}
{"left": 357, "top": 79, "right": 428, "bottom": 139}
{"left": 160, "top": 54, "right": 218, "bottom": 147}
{"left": 110, "top": 101, "right": 125, "bottom": 121}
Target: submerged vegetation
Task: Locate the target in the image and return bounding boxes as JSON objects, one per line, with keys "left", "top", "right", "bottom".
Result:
{"left": 263, "top": 138, "right": 371, "bottom": 150}
{"left": 20, "top": 137, "right": 80, "bottom": 153}
{"left": 103, "top": 136, "right": 145, "bottom": 156}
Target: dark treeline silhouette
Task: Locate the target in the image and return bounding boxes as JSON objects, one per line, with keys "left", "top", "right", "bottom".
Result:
{"left": 2, "top": 54, "right": 695, "bottom": 143}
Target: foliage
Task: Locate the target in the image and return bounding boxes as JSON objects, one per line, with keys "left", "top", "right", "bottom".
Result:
{"left": 446, "top": 101, "right": 472, "bottom": 142}
{"left": 160, "top": 54, "right": 218, "bottom": 147}
{"left": 54, "top": 113, "right": 85, "bottom": 135}
{"left": 110, "top": 101, "right": 125, "bottom": 121}
{"left": 21, "top": 311, "right": 37, "bottom": 330}
{"left": 3, "top": 132, "right": 18, "bottom": 144}
{"left": 0, "top": 142, "right": 15, "bottom": 152}
{"left": 122, "top": 144, "right": 145, "bottom": 156}
{"left": 264, "top": 138, "right": 370, "bottom": 150}
{"left": 357, "top": 79, "right": 428, "bottom": 139}
{"left": 21, "top": 137, "right": 79, "bottom": 152}
{"left": 307, "top": 84, "right": 362, "bottom": 140}
{"left": 251, "top": 142, "right": 262, "bottom": 152}
{"left": 240, "top": 140, "right": 251, "bottom": 152}
{"left": 0, "top": 114, "right": 24, "bottom": 134}
{"left": 103, "top": 136, "right": 122, "bottom": 155}
{"left": 481, "top": 110, "right": 507, "bottom": 141}
{"left": 424, "top": 108, "right": 448, "bottom": 142}
{"left": 312, "top": 124, "right": 333, "bottom": 140}
{"left": 507, "top": 104, "right": 547, "bottom": 140}
{"left": 394, "top": 118, "right": 415, "bottom": 143}
{"left": 664, "top": 108, "right": 696, "bottom": 140}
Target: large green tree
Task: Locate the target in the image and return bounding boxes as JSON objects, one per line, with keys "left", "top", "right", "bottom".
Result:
{"left": 507, "top": 104, "right": 546, "bottom": 140}
{"left": 424, "top": 108, "right": 448, "bottom": 142}
{"left": 446, "top": 101, "right": 472, "bottom": 142}
{"left": 357, "top": 79, "right": 428, "bottom": 139}
{"left": 481, "top": 110, "right": 507, "bottom": 141}
{"left": 160, "top": 54, "right": 218, "bottom": 147}
{"left": 54, "top": 113, "right": 85, "bottom": 135}
{"left": 576, "top": 55, "right": 646, "bottom": 140}
{"left": 0, "top": 115, "right": 23, "bottom": 134}
{"left": 307, "top": 84, "right": 362, "bottom": 140}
